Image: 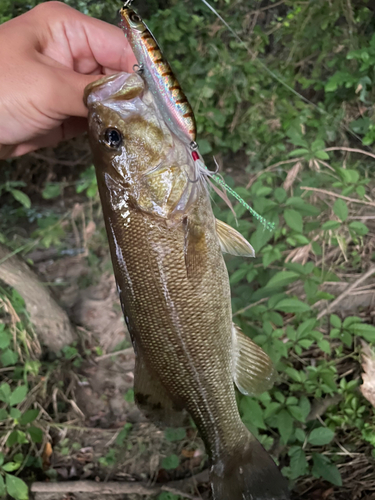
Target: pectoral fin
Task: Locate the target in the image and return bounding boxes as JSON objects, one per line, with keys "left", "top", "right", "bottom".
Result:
{"left": 183, "top": 216, "right": 206, "bottom": 278}
{"left": 232, "top": 324, "right": 276, "bottom": 396}
{"left": 216, "top": 219, "right": 255, "bottom": 258}
{"left": 134, "top": 357, "right": 186, "bottom": 427}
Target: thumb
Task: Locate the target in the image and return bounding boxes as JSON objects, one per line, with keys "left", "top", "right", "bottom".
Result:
{"left": 50, "top": 69, "right": 112, "bottom": 119}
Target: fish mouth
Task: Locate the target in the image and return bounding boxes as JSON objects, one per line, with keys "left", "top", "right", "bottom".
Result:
{"left": 85, "top": 73, "right": 140, "bottom": 107}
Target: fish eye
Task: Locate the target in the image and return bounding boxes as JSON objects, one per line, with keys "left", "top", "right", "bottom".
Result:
{"left": 130, "top": 12, "right": 141, "bottom": 23}
{"left": 103, "top": 128, "right": 123, "bottom": 149}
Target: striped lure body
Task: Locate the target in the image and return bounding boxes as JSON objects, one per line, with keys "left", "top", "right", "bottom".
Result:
{"left": 120, "top": 7, "right": 196, "bottom": 144}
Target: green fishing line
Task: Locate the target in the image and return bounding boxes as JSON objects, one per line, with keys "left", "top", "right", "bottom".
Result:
{"left": 211, "top": 174, "right": 275, "bottom": 232}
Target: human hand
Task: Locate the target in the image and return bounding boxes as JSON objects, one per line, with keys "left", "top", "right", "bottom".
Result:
{"left": 0, "top": 1, "right": 137, "bottom": 159}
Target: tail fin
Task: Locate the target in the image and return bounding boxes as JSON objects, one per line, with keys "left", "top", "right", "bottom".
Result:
{"left": 211, "top": 437, "right": 290, "bottom": 500}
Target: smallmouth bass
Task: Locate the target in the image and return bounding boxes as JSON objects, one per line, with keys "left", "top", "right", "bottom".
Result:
{"left": 84, "top": 71, "right": 290, "bottom": 500}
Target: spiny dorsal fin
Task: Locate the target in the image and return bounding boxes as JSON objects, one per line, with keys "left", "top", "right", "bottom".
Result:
{"left": 216, "top": 219, "right": 255, "bottom": 258}
{"left": 232, "top": 324, "right": 276, "bottom": 396}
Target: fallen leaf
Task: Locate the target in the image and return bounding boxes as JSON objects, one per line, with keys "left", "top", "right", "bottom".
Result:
{"left": 360, "top": 341, "right": 375, "bottom": 408}
{"left": 42, "top": 442, "right": 53, "bottom": 469}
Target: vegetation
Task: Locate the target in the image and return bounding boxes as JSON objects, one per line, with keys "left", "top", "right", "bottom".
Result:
{"left": 1, "top": 0, "right": 375, "bottom": 499}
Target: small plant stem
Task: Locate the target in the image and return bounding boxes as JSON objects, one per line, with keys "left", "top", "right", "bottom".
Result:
{"left": 301, "top": 186, "right": 375, "bottom": 208}
{"left": 324, "top": 146, "right": 375, "bottom": 161}
{"left": 316, "top": 265, "right": 375, "bottom": 320}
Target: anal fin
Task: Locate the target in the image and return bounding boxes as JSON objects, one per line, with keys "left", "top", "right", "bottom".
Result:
{"left": 134, "top": 357, "right": 186, "bottom": 427}
{"left": 232, "top": 324, "right": 276, "bottom": 396}
{"left": 216, "top": 219, "right": 255, "bottom": 258}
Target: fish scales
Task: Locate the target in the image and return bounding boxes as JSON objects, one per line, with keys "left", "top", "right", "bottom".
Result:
{"left": 85, "top": 71, "right": 290, "bottom": 500}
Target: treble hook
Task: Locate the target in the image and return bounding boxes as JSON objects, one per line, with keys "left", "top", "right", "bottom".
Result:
{"left": 123, "top": 0, "right": 134, "bottom": 7}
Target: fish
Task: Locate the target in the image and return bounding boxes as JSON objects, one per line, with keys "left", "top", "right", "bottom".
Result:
{"left": 84, "top": 70, "right": 291, "bottom": 500}
{"left": 120, "top": 6, "right": 196, "bottom": 146}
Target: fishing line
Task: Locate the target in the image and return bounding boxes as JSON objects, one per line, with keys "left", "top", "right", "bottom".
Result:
{"left": 211, "top": 173, "right": 275, "bottom": 231}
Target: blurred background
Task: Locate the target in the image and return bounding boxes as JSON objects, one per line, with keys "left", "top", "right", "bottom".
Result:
{"left": 0, "top": 1, "right": 375, "bottom": 499}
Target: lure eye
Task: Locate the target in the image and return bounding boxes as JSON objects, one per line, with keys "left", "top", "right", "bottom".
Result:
{"left": 130, "top": 12, "right": 141, "bottom": 23}
{"left": 103, "top": 128, "right": 123, "bottom": 149}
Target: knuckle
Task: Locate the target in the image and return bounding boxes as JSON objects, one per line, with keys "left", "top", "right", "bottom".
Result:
{"left": 31, "top": 1, "right": 70, "bottom": 15}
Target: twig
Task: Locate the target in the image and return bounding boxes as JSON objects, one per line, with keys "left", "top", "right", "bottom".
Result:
{"left": 324, "top": 146, "right": 375, "bottom": 161}
{"left": 233, "top": 297, "right": 269, "bottom": 317}
{"left": 301, "top": 186, "right": 375, "bottom": 208}
{"left": 30, "top": 473, "right": 208, "bottom": 500}
{"left": 246, "top": 158, "right": 304, "bottom": 188}
{"left": 95, "top": 347, "right": 134, "bottom": 361}
{"left": 316, "top": 265, "right": 375, "bottom": 320}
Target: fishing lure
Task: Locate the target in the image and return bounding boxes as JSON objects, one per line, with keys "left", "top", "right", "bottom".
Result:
{"left": 121, "top": 0, "right": 274, "bottom": 231}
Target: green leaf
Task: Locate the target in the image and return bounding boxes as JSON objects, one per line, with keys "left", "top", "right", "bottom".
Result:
{"left": 288, "top": 405, "right": 305, "bottom": 422}
{"left": 5, "top": 474, "right": 29, "bottom": 500}
{"left": 161, "top": 454, "right": 180, "bottom": 470}
{"left": 7, "top": 430, "right": 28, "bottom": 447}
{"left": 230, "top": 268, "right": 248, "bottom": 284}
{"left": 123, "top": 389, "right": 134, "bottom": 403}
{"left": 0, "top": 383, "right": 11, "bottom": 403}
{"left": 2, "top": 462, "right": 20, "bottom": 472}
{"left": 349, "top": 221, "right": 369, "bottom": 236}
{"left": 240, "top": 398, "right": 267, "bottom": 430}
{"left": 312, "top": 453, "right": 342, "bottom": 486}
{"left": 42, "top": 183, "right": 62, "bottom": 200}
{"left": 275, "top": 299, "right": 310, "bottom": 313}
{"left": 9, "top": 408, "right": 21, "bottom": 420}
{"left": 28, "top": 426, "right": 43, "bottom": 444}
{"left": 308, "top": 427, "right": 335, "bottom": 445}
{"left": 265, "top": 271, "right": 300, "bottom": 289}
{"left": 322, "top": 220, "right": 341, "bottom": 230}
{"left": 289, "top": 447, "right": 308, "bottom": 479}
{"left": 164, "top": 428, "right": 186, "bottom": 442}
{"left": 0, "top": 475, "right": 5, "bottom": 498}
{"left": 349, "top": 323, "right": 375, "bottom": 342}
{"left": 311, "top": 139, "right": 325, "bottom": 152}
{"left": 197, "top": 138, "right": 212, "bottom": 155}
{"left": 8, "top": 189, "right": 31, "bottom": 209}
{"left": 0, "top": 408, "right": 8, "bottom": 421}
{"left": 318, "top": 339, "right": 331, "bottom": 354}
{"left": 288, "top": 148, "right": 309, "bottom": 157}
{"left": 0, "top": 349, "right": 18, "bottom": 367}
{"left": 19, "top": 409, "right": 39, "bottom": 426}
{"left": 158, "top": 493, "right": 179, "bottom": 500}
{"left": 0, "top": 330, "right": 11, "bottom": 350}
{"left": 9, "top": 386, "right": 27, "bottom": 407}
{"left": 115, "top": 423, "right": 132, "bottom": 446}
{"left": 330, "top": 314, "right": 342, "bottom": 328}
{"left": 314, "top": 150, "right": 330, "bottom": 160}
{"left": 333, "top": 199, "right": 348, "bottom": 222}
{"left": 284, "top": 209, "right": 303, "bottom": 233}
{"left": 277, "top": 409, "right": 294, "bottom": 444}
